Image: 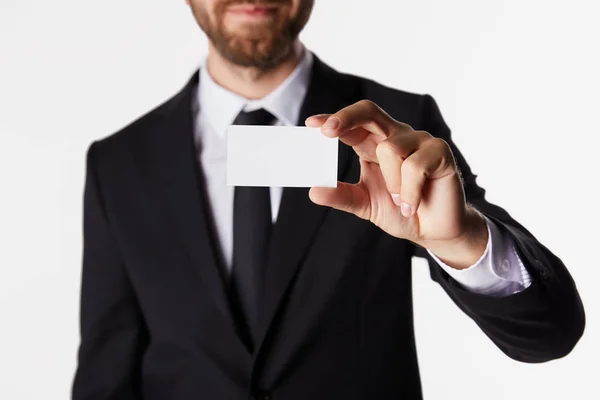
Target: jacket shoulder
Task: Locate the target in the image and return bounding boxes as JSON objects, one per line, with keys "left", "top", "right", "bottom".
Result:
{"left": 312, "top": 55, "right": 435, "bottom": 119}
{"left": 351, "top": 74, "right": 437, "bottom": 126}
{"left": 90, "top": 72, "right": 198, "bottom": 160}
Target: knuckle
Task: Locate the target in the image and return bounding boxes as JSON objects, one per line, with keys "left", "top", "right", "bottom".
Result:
{"left": 414, "top": 129, "right": 433, "bottom": 139}
{"left": 427, "top": 137, "right": 455, "bottom": 168}
{"left": 402, "top": 157, "right": 426, "bottom": 178}
{"left": 358, "top": 99, "right": 379, "bottom": 112}
{"left": 401, "top": 157, "right": 419, "bottom": 173}
{"left": 375, "top": 139, "right": 399, "bottom": 159}
{"left": 431, "top": 137, "right": 450, "bottom": 151}
{"left": 397, "top": 122, "right": 414, "bottom": 132}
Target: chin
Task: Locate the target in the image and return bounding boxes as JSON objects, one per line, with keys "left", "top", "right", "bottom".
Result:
{"left": 230, "top": 41, "right": 277, "bottom": 61}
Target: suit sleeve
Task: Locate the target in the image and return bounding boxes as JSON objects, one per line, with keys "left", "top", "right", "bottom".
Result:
{"left": 72, "top": 142, "right": 148, "bottom": 399}
{"left": 413, "top": 94, "right": 585, "bottom": 363}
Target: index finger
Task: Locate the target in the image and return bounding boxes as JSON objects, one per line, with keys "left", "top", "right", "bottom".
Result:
{"left": 321, "top": 100, "right": 410, "bottom": 140}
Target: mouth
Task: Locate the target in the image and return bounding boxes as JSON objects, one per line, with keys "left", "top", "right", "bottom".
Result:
{"left": 226, "top": 3, "right": 279, "bottom": 18}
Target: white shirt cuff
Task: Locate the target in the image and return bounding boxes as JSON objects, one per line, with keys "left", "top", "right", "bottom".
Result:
{"left": 426, "top": 215, "right": 532, "bottom": 297}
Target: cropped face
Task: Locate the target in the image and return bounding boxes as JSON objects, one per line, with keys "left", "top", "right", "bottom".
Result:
{"left": 186, "top": 0, "right": 314, "bottom": 69}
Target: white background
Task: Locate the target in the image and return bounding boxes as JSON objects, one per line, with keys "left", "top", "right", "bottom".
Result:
{"left": 1, "top": 0, "right": 599, "bottom": 399}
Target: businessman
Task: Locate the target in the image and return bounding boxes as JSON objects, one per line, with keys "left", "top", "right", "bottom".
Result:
{"left": 72, "top": 1, "right": 585, "bottom": 399}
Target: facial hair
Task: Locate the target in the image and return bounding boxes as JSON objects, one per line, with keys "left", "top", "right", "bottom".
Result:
{"left": 193, "top": 0, "right": 314, "bottom": 70}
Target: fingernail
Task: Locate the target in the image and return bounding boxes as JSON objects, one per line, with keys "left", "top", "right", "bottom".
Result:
{"left": 306, "top": 114, "right": 327, "bottom": 124}
{"left": 323, "top": 117, "right": 340, "bottom": 130}
{"left": 391, "top": 193, "right": 402, "bottom": 206}
{"left": 401, "top": 202, "right": 414, "bottom": 217}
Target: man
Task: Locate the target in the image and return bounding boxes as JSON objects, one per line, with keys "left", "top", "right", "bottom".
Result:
{"left": 71, "top": 1, "right": 585, "bottom": 399}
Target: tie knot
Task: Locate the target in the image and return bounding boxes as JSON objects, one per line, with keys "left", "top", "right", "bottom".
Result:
{"left": 232, "top": 108, "right": 277, "bottom": 126}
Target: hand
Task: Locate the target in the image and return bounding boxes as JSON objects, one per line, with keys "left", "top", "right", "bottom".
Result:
{"left": 306, "top": 100, "right": 488, "bottom": 269}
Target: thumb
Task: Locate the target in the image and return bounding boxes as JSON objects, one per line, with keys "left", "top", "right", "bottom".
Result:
{"left": 309, "top": 182, "right": 370, "bottom": 220}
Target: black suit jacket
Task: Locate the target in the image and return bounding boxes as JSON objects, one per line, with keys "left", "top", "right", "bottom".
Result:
{"left": 72, "top": 55, "right": 585, "bottom": 400}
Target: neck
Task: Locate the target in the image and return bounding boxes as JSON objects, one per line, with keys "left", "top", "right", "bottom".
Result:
{"left": 206, "top": 41, "right": 303, "bottom": 100}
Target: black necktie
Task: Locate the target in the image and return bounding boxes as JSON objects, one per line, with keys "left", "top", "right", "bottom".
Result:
{"left": 231, "top": 108, "right": 276, "bottom": 346}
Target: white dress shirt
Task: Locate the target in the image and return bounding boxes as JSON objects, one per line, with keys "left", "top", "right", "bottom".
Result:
{"left": 193, "top": 48, "right": 532, "bottom": 297}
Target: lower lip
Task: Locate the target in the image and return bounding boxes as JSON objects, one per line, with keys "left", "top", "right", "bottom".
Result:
{"left": 227, "top": 6, "right": 276, "bottom": 17}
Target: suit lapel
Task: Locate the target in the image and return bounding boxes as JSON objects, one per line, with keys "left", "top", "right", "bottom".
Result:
{"left": 136, "top": 57, "right": 363, "bottom": 368}
{"left": 255, "top": 56, "right": 360, "bottom": 355}
{"left": 139, "top": 73, "right": 236, "bottom": 330}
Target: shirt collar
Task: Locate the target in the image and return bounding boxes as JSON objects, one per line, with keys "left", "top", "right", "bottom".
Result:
{"left": 198, "top": 47, "right": 313, "bottom": 137}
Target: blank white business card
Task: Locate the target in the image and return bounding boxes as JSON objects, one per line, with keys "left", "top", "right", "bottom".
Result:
{"left": 226, "top": 125, "right": 338, "bottom": 187}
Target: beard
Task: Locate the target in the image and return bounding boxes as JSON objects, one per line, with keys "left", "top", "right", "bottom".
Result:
{"left": 191, "top": 0, "right": 314, "bottom": 70}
